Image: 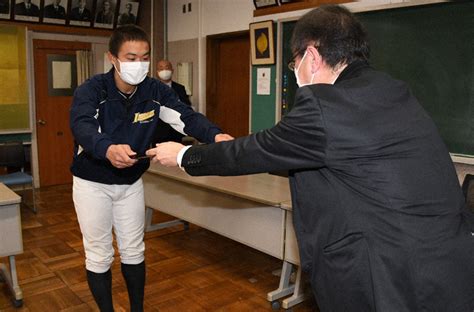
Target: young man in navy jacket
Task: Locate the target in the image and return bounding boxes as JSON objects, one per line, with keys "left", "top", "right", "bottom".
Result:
{"left": 70, "top": 24, "right": 232, "bottom": 311}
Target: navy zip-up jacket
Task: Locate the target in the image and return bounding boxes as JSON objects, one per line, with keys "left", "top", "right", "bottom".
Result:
{"left": 70, "top": 69, "right": 222, "bottom": 185}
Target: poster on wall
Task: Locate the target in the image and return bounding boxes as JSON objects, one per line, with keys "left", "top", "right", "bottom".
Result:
{"left": 68, "top": 0, "right": 93, "bottom": 27}
{"left": 0, "top": 0, "right": 11, "bottom": 20}
{"left": 13, "top": 0, "right": 41, "bottom": 22}
{"left": 42, "top": 0, "right": 69, "bottom": 25}
{"left": 93, "top": 0, "right": 117, "bottom": 29}
{"left": 249, "top": 20, "right": 275, "bottom": 65}
{"left": 47, "top": 54, "right": 77, "bottom": 96}
{"left": 117, "top": 0, "right": 139, "bottom": 26}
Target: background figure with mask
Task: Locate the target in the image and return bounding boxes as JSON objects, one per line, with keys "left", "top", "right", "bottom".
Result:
{"left": 153, "top": 59, "right": 193, "bottom": 144}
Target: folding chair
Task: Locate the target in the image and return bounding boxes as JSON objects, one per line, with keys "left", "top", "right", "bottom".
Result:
{"left": 0, "top": 142, "right": 36, "bottom": 213}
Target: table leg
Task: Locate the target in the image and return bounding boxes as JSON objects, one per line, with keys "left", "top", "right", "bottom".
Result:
{"left": 281, "top": 264, "right": 306, "bottom": 309}
{"left": 145, "top": 207, "right": 188, "bottom": 232}
{"left": 0, "top": 256, "right": 23, "bottom": 306}
{"left": 267, "top": 261, "right": 295, "bottom": 302}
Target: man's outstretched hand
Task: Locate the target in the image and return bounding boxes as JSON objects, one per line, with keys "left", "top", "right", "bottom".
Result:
{"left": 146, "top": 142, "right": 184, "bottom": 167}
{"left": 146, "top": 133, "right": 234, "bottom": 167}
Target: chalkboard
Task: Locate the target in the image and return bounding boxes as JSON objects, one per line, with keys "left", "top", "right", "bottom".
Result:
{"left": 280, "top": 1, "right": 474, "bottom": 156}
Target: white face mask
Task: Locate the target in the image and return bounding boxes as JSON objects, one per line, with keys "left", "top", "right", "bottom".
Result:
{"left": 114, "top": 59, "right": 149, "bottom": 85}
{"left": 294, "top": 50, "right": 315, "bottom": 87}
{"left": 158, "top": 70, "right": 172, "bottom": 81}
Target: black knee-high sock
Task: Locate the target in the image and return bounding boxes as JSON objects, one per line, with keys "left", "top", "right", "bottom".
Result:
{"left": 121, "top": 261, "right": 145, "bottom": 312}
{"left": 86, "top": 269, "right": 114, "bottom": 312}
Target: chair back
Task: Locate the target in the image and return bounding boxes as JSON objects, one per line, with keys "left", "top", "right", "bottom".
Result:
{"left": 0, "top": 142, "right": 26, "bottom": 171}
{"left": 462, "top": 174, "right": 474, "bottom": 211}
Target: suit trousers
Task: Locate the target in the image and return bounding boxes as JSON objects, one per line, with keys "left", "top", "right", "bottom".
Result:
{"left": 73, "top": 176, "right": 145, "bottom": 273}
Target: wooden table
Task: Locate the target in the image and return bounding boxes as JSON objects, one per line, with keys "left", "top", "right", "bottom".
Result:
{"left": 143, "top": 164, "right": 306, "bottom": 309}
{"left": 0, "top": 183, "right": 23, "bottom": 307}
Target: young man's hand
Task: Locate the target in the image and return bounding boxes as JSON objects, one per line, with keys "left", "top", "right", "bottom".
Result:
{"left": 105, "top": 144, "right": 137, "bottom": 168}
{"left": 215, "top": 133, "right": 234, "bottom": 142}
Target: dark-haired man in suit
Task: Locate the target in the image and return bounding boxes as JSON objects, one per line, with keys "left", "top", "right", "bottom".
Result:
{"left": 117, "top": 2, "right": 135, "bottom": 25}
{"left": 43, "top": 0, "right": 66, "bottom": 19}
{"left": 148, "top": 5, "right": 474, "bottom": 312}
{"left": 70, "top": 0, "right": 91, "bottom": 21}
{"left": 95, "top": 0, "right": 114, "bottom": 24}
{"left": 14, "top": 0, "right": 39, "bottom": 16}
{"left": 0, "top": 0, "right": 10, "bottom": 14}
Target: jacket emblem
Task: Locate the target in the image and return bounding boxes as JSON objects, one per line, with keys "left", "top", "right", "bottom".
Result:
{"left": 133, "top": 110, "right": 155, "bottom": 123}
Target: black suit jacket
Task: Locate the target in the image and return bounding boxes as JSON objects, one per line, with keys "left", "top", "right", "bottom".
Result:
{"left": 153, "top": 81, "right": 192, "bottom": 144}
{"left": 43, "top": 3, "right": 66, "bottom": 19}
{"left": 0, "top": 0, "right": 9, "bottom": 14}
{"left": 118, "top": 12, "right": 136, "bottom": 25}
{"left": 182, "top": 61, "right": 474, "bottom": 311}
{"left": 70, "top": 6, "right": 91, "bottom": 21}
{"left": 14, "top": 2, "right": 39, "bottom": 16}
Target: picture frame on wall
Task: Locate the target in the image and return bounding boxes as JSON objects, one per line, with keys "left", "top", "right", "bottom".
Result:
{"left": 253, "top": 0, "right": 278, "bottom": 9}
{"left": 249, "top": 20, "right": 275, "bottom": 65}
{"left": 0, "top": 0, "right": 12, "bottom": 20}
{"left": 47, "top": 53, "right": 77, "bottom": 96}
{"left": 13, "top": 0, "right": 41, "bottom": 22}
{"left": 68, "top": 0, "right": 93, "bottom": 27}
{"left": 93, "top": 0, "right": 117, "bottom": 29}
{"left": 42, "top": 0, "right": 69, "bottom": 25}
{"left": 117, "top": 0, "right": 139, "bottom": 26}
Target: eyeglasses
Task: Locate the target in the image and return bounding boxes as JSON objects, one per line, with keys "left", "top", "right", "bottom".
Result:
{"left": 287, "top": 49, "right": 303, "bottom": 72}
{"left": 287, "top": 46, "right": 319, "bottom": 72}
{"left": 287, "top": 54, "right": 298, "bottom": 72}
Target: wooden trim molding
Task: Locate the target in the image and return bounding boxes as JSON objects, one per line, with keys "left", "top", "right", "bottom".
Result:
{"left": 0, "top": 21, "right": 112, "bottom": 37}
{"left": 253, "top": 0, "right": 353, "bottom": 17}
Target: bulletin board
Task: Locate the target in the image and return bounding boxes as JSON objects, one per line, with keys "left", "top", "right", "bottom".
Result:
{"left": 0, "top": 25, "right": 29, "bottom": 132}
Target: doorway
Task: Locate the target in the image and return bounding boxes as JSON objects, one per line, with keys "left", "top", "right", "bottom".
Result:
{"left": 33, "top": 39, "right": 91, "bottom": 186}
{"left": 206, "top": 31, "right": 250, "bottom": 138}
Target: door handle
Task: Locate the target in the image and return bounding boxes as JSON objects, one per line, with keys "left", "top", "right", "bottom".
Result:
{"left": 37, "top": 119, "right": 46, "bottom": 125}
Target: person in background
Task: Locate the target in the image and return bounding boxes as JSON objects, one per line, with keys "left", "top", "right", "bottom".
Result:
{"left": 0, "top": 0, "right": 10, "bottom": 14}
{"left": 95, "top": 0, "right": 114, "bottom": 24}
{"left": 70, "top": 0, "right": 91, "bottom": 22}
{"left": 14, "top": 0, "right": 39, "bottom": 17}
{"left": 69, "top": 24, "right": 232, "bottom": 312}
{"left": 43, "top": 0, "right": 66, "bottom": 19}
{"left": 153, "top": 59, "right": 193, "bottom": 144}
{"left": 147, "top": 5, "right": 474, "bottom": 312}
{"left": 117, "top": 2, "right": 136, "bottom": 25}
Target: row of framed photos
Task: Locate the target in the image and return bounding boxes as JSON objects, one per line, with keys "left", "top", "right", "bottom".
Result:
{"left": 0, "top": 0, "right": 140, "bottom": 29}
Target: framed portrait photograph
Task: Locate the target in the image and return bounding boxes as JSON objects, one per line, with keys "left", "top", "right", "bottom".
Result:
{"left": 250, "top": 20, "right": 275, "bottom": 65}
{"left": 13, "top": 0, "right": 41, "bottom": 22}
{"left": 0, "top": 0, "right": 12, "bottom": 20}
{"left": 68, "top": 0, "right": 93, "bottom": 27}
{"left": 117, "top": 0, "right": 139, "bottom": 26}
{"left": 253, "top": 0, "right": 278, "bottom": 9}
{"left": 93, "top": 0, "right": 117, "bottom": 29}
{"left": 42, "top": 0, "right": 68, "bottom": 25}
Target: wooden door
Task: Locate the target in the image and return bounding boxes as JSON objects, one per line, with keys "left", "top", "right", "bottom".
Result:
{"left": 206, "top": 32, "right": 250, "bottom": 138}
{"left": 33, "top": 39, "right": 91, "bottom": 186}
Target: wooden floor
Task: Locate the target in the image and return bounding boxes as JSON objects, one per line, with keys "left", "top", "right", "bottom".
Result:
{"left": 0, "top": 184, "right": 319, "bottom": 311}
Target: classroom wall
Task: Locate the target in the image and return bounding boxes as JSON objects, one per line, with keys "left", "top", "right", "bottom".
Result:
{"left": 165, "top": 0, "right": 474, "bottom": 173}
{"left": 167, "top": 39, "right": 199, "bottom": 110}
{"left": 166, "top": 0, "right": 434, "bottom": 117}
